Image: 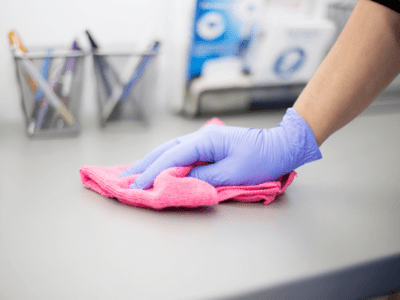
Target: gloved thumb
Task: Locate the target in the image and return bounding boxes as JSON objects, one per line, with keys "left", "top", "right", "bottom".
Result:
{"left": 188, "top": 160, "right": 234, "bottom": 187}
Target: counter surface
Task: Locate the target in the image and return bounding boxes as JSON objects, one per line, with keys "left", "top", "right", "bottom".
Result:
{"left": 1, "top": 95, "right": 400, "bottom": 300}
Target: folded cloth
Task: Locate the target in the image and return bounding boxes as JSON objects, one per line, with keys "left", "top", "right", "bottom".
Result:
{"left": 79, "top": 118, "right": 296, "bottom": 209}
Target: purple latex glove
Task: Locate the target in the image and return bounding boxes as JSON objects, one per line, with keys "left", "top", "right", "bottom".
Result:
{"left": 119, "top": 108, "right": 322, "bottom": 189}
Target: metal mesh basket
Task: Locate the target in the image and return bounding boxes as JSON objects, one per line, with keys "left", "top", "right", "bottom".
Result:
{"left": 13, "top": 48, "right": 86, "bottom": 137}
{"left": 92, "top": 47, "right": 158, "bottom": 127}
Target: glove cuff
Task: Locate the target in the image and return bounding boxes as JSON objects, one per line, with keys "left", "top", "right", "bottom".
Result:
{"left": 281, "top": 108, "right": 322, "bottom": 168}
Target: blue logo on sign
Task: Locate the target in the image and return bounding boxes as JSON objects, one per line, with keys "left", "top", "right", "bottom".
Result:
{"left": 274, "top": 48, "right": 306, "bottom": 77}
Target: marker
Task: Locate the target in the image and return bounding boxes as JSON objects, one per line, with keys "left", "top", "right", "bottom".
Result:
{"left": 8, "top": 30, "right": 38, "bottom": 92}
{"left": 8, "top": 30, "right": 27, "bottom": 53}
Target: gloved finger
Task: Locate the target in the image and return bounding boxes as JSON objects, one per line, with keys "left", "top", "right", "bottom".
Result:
{"left": 119, "top": 138, "right": 180, "bottom": 178}
{"left": 119, "top": 130, "right": 204, "bottom": 178}
{"left": 130, "top": 141, "right": 204, "bottom": 190}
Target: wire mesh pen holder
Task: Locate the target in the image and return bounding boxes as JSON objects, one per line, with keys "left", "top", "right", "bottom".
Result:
{"left": 92, "top": 46, "right": 159, "bottom": 127}
{"left": 13, "top": 47, "right": 86, "bottom": 137}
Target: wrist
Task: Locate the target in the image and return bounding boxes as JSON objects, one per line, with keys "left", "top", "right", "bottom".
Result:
{"left": 292, "top": 102, "right": 326, "bottom": 146}
{"left": 280, "top": 108, "right": 322, "bottom": 169}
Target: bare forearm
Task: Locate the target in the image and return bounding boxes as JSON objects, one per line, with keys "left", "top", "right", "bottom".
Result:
{"left": 293, "top": 0, "right": 400, "bottom": 146}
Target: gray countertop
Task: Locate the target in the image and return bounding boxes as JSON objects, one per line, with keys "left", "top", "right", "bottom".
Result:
{"left": 1, "top": 95, "right": 400, "bottom": 300}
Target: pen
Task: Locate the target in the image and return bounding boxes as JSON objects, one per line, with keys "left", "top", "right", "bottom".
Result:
{"left": 35, "top": 48, "right": 52, "bottom": 101}
{"left": 102, "top": 41, "right": 160, "bottom": 122}
{"left": 62, "top": 41, "right": 80, "bottom": 101}
{"left": 50, "top": 41, "right": 81, "bottom": 129}
{"left": 27, "top": 48, "right": 52, "bottom": 135}
{"left": 119, "top": 41, "right": 160, "bottom": 100}
{"left": 37, "top": 48, "right": 70, "bottom": 129}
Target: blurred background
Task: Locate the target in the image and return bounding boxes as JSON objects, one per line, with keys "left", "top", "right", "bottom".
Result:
{"left": 2, "top": 0, "right": 400, "bottom": 125}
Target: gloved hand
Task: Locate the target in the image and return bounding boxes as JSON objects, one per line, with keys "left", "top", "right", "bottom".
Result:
{"left": 119, "top": 108, "right": 322, "bottom": 189}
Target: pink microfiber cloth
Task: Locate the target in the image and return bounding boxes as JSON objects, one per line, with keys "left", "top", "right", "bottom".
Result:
{"left": 79, "top": 118, "right": 296, "bottom": 209}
